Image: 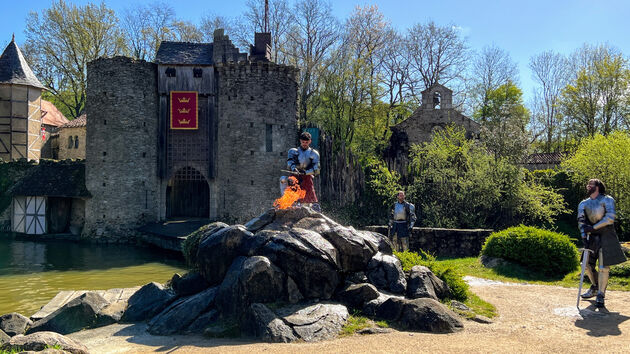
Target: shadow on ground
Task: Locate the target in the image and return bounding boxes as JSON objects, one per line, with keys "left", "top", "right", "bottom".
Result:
{"left": 113, "top": 323, "right": 257, "bottom": 351}
{"left": 574, "top": 301, "right": 629, "bottom": 337}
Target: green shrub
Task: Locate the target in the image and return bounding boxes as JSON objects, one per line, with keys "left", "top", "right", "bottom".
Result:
{"left": 481, "top": 225, "right": 579, "bottom": 276}
{"left": 610, "top": 262, "right": 630, "bottom": 277}
{"left": 394, "top": 250, "right": 469, "bottom": 301}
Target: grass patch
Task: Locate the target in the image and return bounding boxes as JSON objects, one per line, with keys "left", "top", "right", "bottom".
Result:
{"left": 462, "top": 293, "right": 497, "bottom": 318}
{"left": 436, "top": 257, "right": 630, "bottom": 292}
{"left": 340, "top": 312, "right": 392, "bottom": 337}
{"left": 340, "top": 314, "right": 372, "bottom": 336}
{"left": 0, "top": 347, "right": 24, "bottom": 354}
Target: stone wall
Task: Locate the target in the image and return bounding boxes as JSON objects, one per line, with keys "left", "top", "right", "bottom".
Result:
{"left": 84, "top": 57, "right": 159, "bottom": 240}
{"left": 215, "top": 62, "right": 298, "bottom": 222}
{"left": 58, "top": 126, "right": 86, "bottom": 160}
{"left": 364, "top": 225, "right": 493, "bottom": 257}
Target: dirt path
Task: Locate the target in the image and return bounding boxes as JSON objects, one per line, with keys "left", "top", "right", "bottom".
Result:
{"left": 69, "top": 279, "right": 630, "bottom": 353}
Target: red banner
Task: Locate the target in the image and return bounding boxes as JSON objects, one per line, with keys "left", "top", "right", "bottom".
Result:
{"left": 170, "top": 91, "right": 198, "bottom": 130}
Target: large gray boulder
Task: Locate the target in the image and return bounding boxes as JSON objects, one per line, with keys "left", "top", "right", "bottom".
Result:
{"left": 2, "top": 331, "right": 88, "bottom": 354}
{"left": 335, "top": 283, "right": 380, "bottom": 310}
{"left": 148, "top": 286, "right": 217, "bottom": 335}
{"left": 320, "top": 226, "right": 378, "bottom": 272}
{"left": 171, "top": 271, "right": 210, "bottom": 297}
{"left": 243, "top": 303, "right": 296, "bottom": 343}
{"left": 196, "top": 225, "right": 254, "bottom": 285}
{"left": 366, "top": 252, "right": 407, "bottom": 294}
{"left": 376, "top": 297, "right": 463, "bottom": 333}
{"left": 0, "top": 312, "right": 32, "bottom": 336}
{"left": 122, "top": 282, "right": 176, "bottom": 322}
{"left": 27, "top": 292, "right": 112, "bottom": 335}
{"left": 187, "top": 309, "right": 219, "bottom": 333}
{"left": 214, "top": 256, "right": 286, "bottom": 317}
{"left": 407, "top": 265, "right": 449, "bottom": 300}
{"left": 276, "top": 303, "right": 349, "bottom": 342}
{"left": 244, "top": 208, "right": 276, "bottom": 232}
{"left": 260, "top": 230, "right": 339, "bottom": 299}
{"left": 244, "top": 302, "right": 349, "bottom": 343}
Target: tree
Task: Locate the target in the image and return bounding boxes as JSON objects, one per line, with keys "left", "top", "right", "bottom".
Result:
{"left": 529, "top": 51, "right": 570, "bottom": 152}
{"left": 474, "top": 81, "right": 530, "bottom": 162}
{"left": 24, "top": 0, "right": 125, "bottom": 118}
{"left": 470, "top": 45, "right": 519, "bottom": 121}
{"left": 404, "top": 21, "right": 468, "bottom": 98}
{"left": 561, "top": 131, "right": 630, "bottom": 240}
{"left": 284, "top": 0, "right": 340, "bottom": 125}
{"left": 560, "top": 44, "right": 630, "bottom": 138}
{"left": 407, "top": 125, "right": 567, "bottom": 229}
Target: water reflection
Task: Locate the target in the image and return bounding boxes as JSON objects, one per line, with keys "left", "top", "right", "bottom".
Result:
{"left": 0, "top": 236, "right": 184, "bottom": 275}
{"left": 0, "top": 236, "right": 186, "bottom": 316}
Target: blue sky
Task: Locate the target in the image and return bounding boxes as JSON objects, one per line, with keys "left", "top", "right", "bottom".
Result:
{"left": 2, "top": 0, "right": 629, "bottom": 103}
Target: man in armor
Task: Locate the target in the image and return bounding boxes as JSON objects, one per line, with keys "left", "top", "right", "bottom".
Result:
{"left": 286, "top": 131, "right": 321, "bottom": 212}
{"left": 389, "top": 191, "right": 417, "bottom": 252}
{"left": 578, "top": 179, "right": 627, "bottom": 308}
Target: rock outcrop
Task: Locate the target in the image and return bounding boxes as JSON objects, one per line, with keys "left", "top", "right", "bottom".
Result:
{"left": 0, "top": 312, "right": 32, "bottom": 336}
{"left": 2, "top": 331, "right": 89, "bottom": 354}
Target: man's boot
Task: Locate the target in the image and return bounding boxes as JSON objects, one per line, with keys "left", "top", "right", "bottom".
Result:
{"left": 581, "top": 284, "right": 598, "bottom": 299}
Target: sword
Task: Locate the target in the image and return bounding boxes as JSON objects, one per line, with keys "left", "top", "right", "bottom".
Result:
{"left": 281, "top": 169, "right": 304, "bottom": 175}
{"left": 577, "top": 234, "right": 595, "bottom": 309}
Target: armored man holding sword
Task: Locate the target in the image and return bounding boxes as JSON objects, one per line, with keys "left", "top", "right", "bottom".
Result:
{"left": 578, "top": 179, "right": 626, "bottom": 308}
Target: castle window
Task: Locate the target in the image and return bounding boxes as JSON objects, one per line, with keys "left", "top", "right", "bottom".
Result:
{"left": 103, "top": 151, "right": 107, "bottom": 156}
{"left": 74, "top": 136, "right": 79, "bottom": 149}
{"left": 250, "top": 122, "right": 254, "bottom": 128}
{"left": 166, "top": 67, "right": 176, "bottom": 77}
{"left": 266, "top": 124, "right": 273, "bottom": 152}
{"left": 142, "top": 152, "right": 146, "bottom": 158}
{"left": 193, "top": 68, "right": 203, "bottom": 78}
{"left": 68, "top": 136, "right": 73, "bottom": 148}
{"left": 103, "top": 120, "right": 107, "bottom": 125}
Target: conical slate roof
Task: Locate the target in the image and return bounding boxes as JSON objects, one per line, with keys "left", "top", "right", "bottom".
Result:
{"left": 0, "top": 36, "right": 45, "bottom": 88}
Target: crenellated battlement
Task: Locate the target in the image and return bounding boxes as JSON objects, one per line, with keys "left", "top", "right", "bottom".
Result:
{"left": 215, "top": 61, "right": 298, "bottom": 81}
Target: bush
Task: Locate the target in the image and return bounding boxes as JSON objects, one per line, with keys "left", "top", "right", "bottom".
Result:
{"left": 481, "top": 225, "right": 579, "bottom": 276}
{"left": 610, "top": 262, "right": 630, "bottom": 277}
{"left": 395, "top": 250, "right": 469, "bottom": 301}
{"left": 407, "top": 125, "right": 569, "bottom": 229}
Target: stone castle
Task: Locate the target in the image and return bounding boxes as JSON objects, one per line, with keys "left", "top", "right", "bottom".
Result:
{"left": 2, "top": 30, "right": 298, "bottom": 239}
{"left": 83, "top": 30, "right": 298, "bottom": 238}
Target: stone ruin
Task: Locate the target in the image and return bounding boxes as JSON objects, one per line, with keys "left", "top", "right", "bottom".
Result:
{"left": 1, "top": 207, "right": 463, "bottom": 350}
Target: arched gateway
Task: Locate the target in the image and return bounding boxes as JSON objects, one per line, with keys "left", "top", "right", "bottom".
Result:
{"left": 166, "top": 166, "right": 209, "bottom": 218}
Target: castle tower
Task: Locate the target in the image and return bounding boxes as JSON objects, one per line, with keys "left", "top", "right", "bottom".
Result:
{"left": 0, "top": 36, "right": 45, "bottom": 161}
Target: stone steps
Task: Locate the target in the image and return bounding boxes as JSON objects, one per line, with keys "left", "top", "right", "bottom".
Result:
{"left": 31, "top": 287, "right": 140, "bottom": 321}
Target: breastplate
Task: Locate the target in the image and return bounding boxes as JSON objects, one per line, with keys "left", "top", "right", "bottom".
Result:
{"left": 394, "top": 203, "right": 406, "bottom": 220}
{"left": 583, "top": 197, "right": 606, "bottom": 225}
{"left": 296, "top": 148, "right": 313, "bottom": 170}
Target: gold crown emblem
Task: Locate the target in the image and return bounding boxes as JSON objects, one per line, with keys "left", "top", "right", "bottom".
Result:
{"left": 178, "top": 119, "right": 191, "bottom": 125}
{"left": 178, "top": 97, "right": 190, "bottom": 103}
{"left": 178, "top": 108, "right": 190, "bottom": 114}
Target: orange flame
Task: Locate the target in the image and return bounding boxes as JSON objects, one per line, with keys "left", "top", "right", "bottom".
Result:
{"left": 273, "top": 176, "right": 305, "bottom": 209}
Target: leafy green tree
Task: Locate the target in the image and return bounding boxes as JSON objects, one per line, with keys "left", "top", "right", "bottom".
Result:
{"left": 24, "top": 0, "right": 126, "bottom": 118}
{"left": 407, "top": 125, "right": 568, "bottom": 229}
{"left": 561, "top": 131, "right": 630, "bottom": 239}
{"left": 473, "top": 81, "right": 530, "bottom": 162}
{"left": 560, "top": 44, "right": 629, "bottom": 137}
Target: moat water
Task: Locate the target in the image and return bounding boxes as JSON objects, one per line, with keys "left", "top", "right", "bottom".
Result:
{"left": 0, "top": 236, "right": 186, "bottom": 317}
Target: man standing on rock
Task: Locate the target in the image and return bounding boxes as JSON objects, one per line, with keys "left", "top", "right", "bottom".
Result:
{"left": 287, "top": 131, "right": 321, "bottom": 212}
{"left": 389, "top": 191, "right": 417, "bottom": 252}
{"left": 578, "top": 179, "right": 627, "bottom": 308}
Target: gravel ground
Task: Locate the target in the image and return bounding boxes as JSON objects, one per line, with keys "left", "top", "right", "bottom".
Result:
{"left": 69, "top": 279, "right": 630, "bottom": 353}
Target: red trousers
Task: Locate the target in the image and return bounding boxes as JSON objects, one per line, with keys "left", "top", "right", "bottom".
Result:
{"left": 298, "top": 175, "right": 318, "bottom": 203}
